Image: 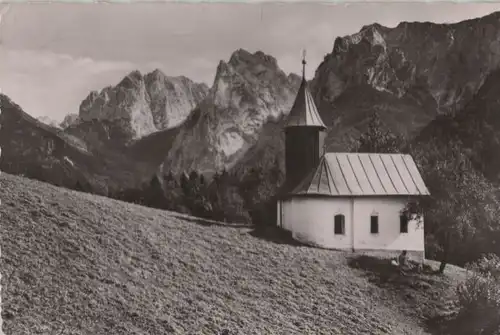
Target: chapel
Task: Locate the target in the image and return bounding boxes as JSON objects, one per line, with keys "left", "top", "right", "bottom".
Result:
{"left": 276, "top": 56, "right": 430, "bottom": 257}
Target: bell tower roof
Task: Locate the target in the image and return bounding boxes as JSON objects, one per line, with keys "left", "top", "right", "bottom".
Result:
{"left": 285, "top": 50, "right": 327, "bottom": 129}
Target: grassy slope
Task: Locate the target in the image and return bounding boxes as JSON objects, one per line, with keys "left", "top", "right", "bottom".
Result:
{"left": 1, "top": 173, "right": 465, "bottom": 335}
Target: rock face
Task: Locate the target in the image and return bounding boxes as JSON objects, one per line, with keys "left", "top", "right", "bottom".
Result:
{"left": 37, "top": 116, "right": 61, "bottom": 129}
{"left": 96, "top": 13, "right": 500, "bottom": 176}
{"left": 234, "top": 12, "right": 500, "bottom": 175}
{"left": 77, "top": 70, "right": 209, "bottom": 142}
{"left": 161, "top": 49, "right": 301, "bottom": 175}
{"left": 313, "top": 14, "right": 500, "bottom": 117}
{"left": 60, "top": 113, "right": 81, "bottom": 129}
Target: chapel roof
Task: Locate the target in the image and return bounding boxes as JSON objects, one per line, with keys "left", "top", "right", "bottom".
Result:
{"left": 289, "top": 153, "right": 430, "bottom": 197}
{"left": 285, "top": 56, "right": 327, "bottom": 129}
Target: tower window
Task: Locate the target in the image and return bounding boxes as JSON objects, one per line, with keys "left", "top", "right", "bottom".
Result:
{"left": 334, "top": 214, "right": 345, "bottom": 235}
{"left": 370, "top": 215, "right": 379, "bottom": 234}
{"left": 400, "top": 215, "right": 409, "bottom": 233}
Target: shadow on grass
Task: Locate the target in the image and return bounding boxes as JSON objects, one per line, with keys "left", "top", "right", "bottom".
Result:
{"left": 248, "top": 226, "right": 307, "bottom": 246}
{"left": 173, "top": 212, "right": 308, "bottom": 247}
{"left": 425, "top": 311, "right": 489, "bottom": 335}
{"left": 425, "top": 313, "right": 459, "bottom": 335}
{"left": 348, "top": 255, "right": 440, "bottom": 288}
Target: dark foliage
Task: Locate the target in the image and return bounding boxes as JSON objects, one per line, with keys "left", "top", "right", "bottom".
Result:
{"left": 350, "top": 112, "right": 500, "bottom": 271}
{"left": 108, "top": 157, "right": 285, "bottom": 226}
{"left": 351, "top": 112, "right": 407, "bottom": 153}
{"left": 408, "top": 141, "right": 500, "bottom": 271}
{"left": 207, "top": 170, "right": 250, "bottom": 223}
{"left": 445, "top": 254, "right": 500, "bottom": 335}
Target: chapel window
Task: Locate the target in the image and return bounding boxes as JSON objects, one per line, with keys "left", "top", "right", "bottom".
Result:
{"left": 400, "top": 215, "right": 409, "bottom": 233}
{"left": 334, "top": 214, "right": 345, "bottom": 235}
{"left": 370, "top": 215, "right": 379, "bottom": 234}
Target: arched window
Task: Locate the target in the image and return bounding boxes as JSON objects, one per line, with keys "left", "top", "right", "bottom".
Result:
{"left": 334, "top": 214, "right": 345, "bottom": 235}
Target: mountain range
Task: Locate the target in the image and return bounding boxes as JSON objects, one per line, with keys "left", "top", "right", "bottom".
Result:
{"left": 4, "top": 11, "right": 500, "bottom": 195}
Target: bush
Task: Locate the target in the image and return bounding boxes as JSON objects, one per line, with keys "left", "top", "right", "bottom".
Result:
{"left": 455, "top": 254, "right": 500, "bottom": 334}
{"left": 472, "top": 254, "right": 500, "bottom": 278}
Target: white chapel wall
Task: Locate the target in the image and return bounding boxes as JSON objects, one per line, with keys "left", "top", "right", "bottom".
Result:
{"left": 281, "top": 197, "right": 352, "bottom": 249}
{"left": 352, "top": 197, "right": 425, "bottom": 252}
{"left": 281, "top": 196, "right": 425, "bottom": 253}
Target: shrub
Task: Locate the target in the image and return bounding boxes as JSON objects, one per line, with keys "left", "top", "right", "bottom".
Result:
{"left": 455, "top": 254, "right": 500, "bottom": 334}
{"left": 472, "top": 254, "right": 500, "bottom": 278}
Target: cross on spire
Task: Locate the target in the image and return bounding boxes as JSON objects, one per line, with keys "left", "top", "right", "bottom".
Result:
{"left": 285, "top": 48, "right": 327, "bottom": 130}
{"left": 302, "top": 49, "right": 307, "bottom": 79}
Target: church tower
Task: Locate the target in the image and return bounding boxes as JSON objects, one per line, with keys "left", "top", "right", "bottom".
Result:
{"left": 284, "top": 52, "right": 327, "bottom": 192}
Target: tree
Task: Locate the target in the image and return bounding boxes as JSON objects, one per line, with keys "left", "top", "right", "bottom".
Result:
{"left": 162, "top": 172, "right": 183, "bottom": 212}
{"left": 239, "top": 167, "right": 264, "bottom": 205}
{"left": 189, "top": 170, "right": 200, "bottom": 183}
{"left": 236, "top": 158, "right": 285, "bottom": 227}
{"left": 207, "top": 171, "right": 250, "bottom": 223}
{"left": 143, "top": 174, "right": 168, "bottom": 210}
{"left": 408, "top": 142, "right": 500, "bottom": 273}
{"left": 180, "top": 170, "right": 212, "bottom": 218}
{"left": 117, "top": 187, "right": 146, "bottom": 205}
{"left": 353, "top": 112, "right": 405, "bottom": 153}
{"left": 180, "top": 172, "right": 190, "bottom": 195}
{"left": 74, "top": 180, "right": 84, "bottom": 192}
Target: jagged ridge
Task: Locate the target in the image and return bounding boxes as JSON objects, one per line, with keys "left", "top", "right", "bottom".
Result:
{"left": 160, "top": 49, "right": 302, "bottom": 175}
{"left": 77, "top": 69, "right": 209, "bottom": 142}
{"left": 236, "top": 12, "right": 500, "bottom": 179}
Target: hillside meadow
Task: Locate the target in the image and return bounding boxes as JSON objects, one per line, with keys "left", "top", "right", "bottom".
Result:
{"left": 0, "top": 173, "right": 466, "bottom": 335}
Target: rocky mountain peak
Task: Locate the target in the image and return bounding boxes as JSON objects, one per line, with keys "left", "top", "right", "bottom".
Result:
{"left": 37, "top": 116, "right": 61, "bottom": 129}
{"left": 73, "top": 69, "right": 209, "bottom": 143}
{"left": 60, "top": 113, "right": 81, "bottom": 129}
{"left": 233, "top": 13, "right": 500, "bottom": 179}
{"left": 213, "top": 60, "right": 232, "bottom": 83}
{"left": 162, "top": 49, "right": 301, "bottom": 175}
{"left": 144, "top": 69, "right": 166, "bottom": 84}
{"left": 287, "top": 73, "right": 302, "bottom": 87}
{"left": 210, "top": 49, "right": 293, "bottom": 110}
{"left": 228, "top": 49, "right": 280, "bottom": 73}
{"left": 360, "top": 22, "right": 386, "bottom": 31}
{"left": 117, "top": 70, "right": 144, "bottom": 90}
{"left": 333, "top": 23, "right": 388, "bottom": 54}
{"left": 314, "top": 12, "right": 500, "bottom": 118}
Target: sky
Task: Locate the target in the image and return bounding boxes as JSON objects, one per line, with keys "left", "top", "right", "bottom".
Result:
{"left": 2, "top": 2, "right": 500, "bottom": 122}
